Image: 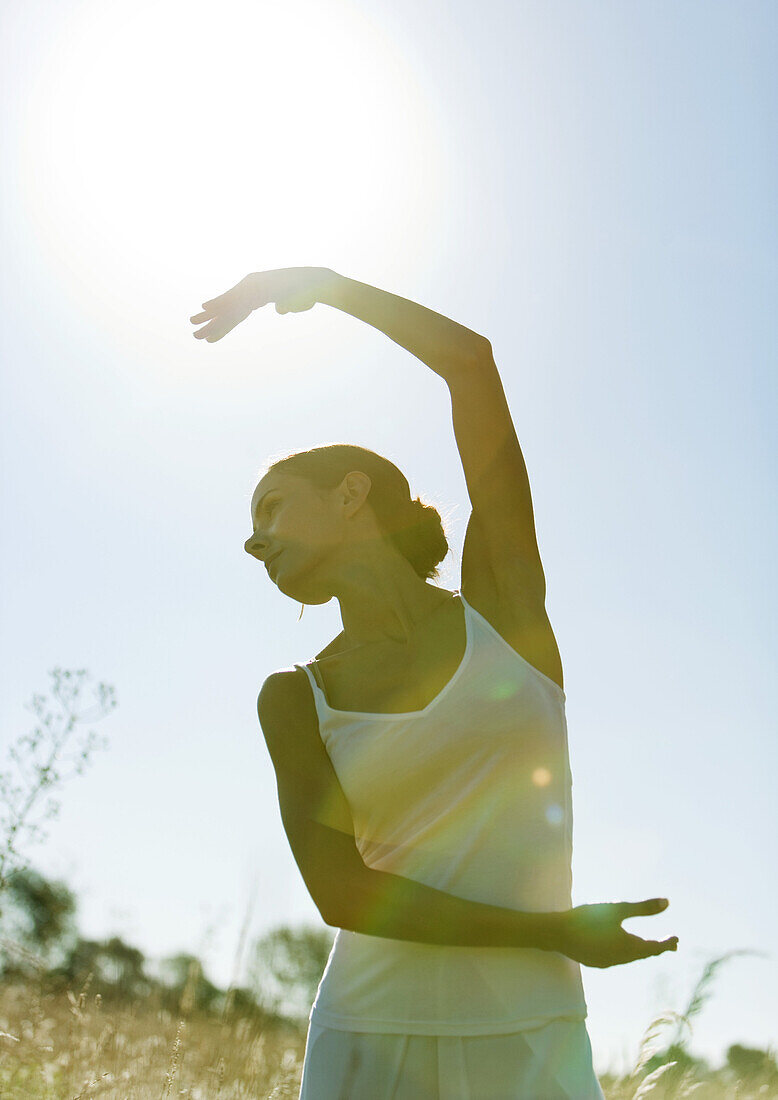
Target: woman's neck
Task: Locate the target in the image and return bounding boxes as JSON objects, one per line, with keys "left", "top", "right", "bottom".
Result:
{"left": 331, "top": 552, "right": 454, "bottom": 648}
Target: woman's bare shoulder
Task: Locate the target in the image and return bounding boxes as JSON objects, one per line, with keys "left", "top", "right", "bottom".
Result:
{"left": 258, "top": 666, "right": 312, "bottom": 716}
{"left": 256, "top": 666, "right": 321, "bottom": 767}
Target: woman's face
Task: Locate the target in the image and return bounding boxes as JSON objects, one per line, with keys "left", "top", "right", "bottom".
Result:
{"left": 244, "top": 471, "right": 350, "bottom": 604}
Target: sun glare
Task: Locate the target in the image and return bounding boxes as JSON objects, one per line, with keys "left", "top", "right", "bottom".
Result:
{"left": 20, "top": 0, "right": 445, "bottom": 328}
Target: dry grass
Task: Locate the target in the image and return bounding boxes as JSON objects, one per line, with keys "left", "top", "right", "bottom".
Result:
{"left": 0, "top": 979, "right": 306, "bottom": 1099}
{"left": 1, "top": 979, "right": 776, "bottom": 1099}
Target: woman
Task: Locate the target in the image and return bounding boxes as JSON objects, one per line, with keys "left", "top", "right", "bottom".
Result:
{"left": 191, "top": 268, "right": 677, "bottom": 1099}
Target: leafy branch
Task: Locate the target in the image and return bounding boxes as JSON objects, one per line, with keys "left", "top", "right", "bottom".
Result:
{"left": 0, "top": 667, "right": 116, "bottom": 897}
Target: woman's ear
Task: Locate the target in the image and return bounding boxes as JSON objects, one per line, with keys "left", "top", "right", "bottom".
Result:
{"left": 340, "top": 471, "right": 372, "bottom": 517}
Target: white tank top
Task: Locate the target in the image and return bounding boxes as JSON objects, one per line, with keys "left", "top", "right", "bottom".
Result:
{"left": 294, "top": 592, "right": 587, "bottom": 1035}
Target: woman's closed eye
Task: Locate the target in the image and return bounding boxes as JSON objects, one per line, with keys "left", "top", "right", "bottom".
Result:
{"left": 252, "top": 499, "right": 279, "bottom": 529}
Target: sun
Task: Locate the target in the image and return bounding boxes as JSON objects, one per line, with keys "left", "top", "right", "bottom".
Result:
{"left": 20, "top": 0, "right": 446, "bottom": 330}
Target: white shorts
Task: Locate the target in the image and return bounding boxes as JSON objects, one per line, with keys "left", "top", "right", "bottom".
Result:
{"left": 298, "top": 1017, "right": 605, "bottom": 1099}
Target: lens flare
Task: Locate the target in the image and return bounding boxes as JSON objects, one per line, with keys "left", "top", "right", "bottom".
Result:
{"left": 545, "top": 803, "right": 564, "bottom": 826}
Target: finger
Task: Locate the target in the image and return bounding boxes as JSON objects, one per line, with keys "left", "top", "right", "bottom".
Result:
{"left": 618, "top": 898, "right": 669, "bottom": 920}
{"left": 630, "top": 934, "right": 679, "bottom": 958}
{"left": 642, "top": 938, "right": 679, "bottom": 958}
{"left": 200, "top": 293, "right": 230, "bottom": 312}
{"left": 194, "top": 311, "right": 250, "bottom": 342}
{"left": 190, "top": 311, "right": 211, "bottom": 324}
{"left": 193, "top": 319, "right": 223, "bottom": 341}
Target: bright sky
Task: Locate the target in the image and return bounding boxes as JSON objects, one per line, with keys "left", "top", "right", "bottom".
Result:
{"left": 1, "top": 0, "right": 775, "bottom": 1075}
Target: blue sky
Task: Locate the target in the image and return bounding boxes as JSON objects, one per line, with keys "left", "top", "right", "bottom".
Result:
{"left": 1, "top": 0, "right": 775, "bottom": 1073}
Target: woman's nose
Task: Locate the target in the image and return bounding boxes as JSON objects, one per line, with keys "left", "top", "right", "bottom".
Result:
{"left": 244, "top": 534, "right": 265, "bottom": 557}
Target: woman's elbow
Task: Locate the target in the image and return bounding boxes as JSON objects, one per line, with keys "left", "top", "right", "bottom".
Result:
{"left": 307, "top": 879, "right": 357, "bottom": 930}
{"left": 313, "top": 879, "right": 369, "bottom": 933}
{"left": 318, "top": 899, "right": 345, "bottom": 929}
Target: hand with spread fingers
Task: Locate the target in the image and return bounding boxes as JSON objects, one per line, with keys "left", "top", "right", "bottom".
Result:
{"left": 552, "top": 897, "right": 679, "bottom": 968}
{"left": 190, "top": 267, "right": 339, "bottom": 342}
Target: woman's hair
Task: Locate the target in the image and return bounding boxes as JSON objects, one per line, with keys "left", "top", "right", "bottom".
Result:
{"left": 264, "top": 444, "right": 449, "bottom": 580}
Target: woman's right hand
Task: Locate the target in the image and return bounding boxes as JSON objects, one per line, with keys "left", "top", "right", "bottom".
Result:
{"left": 550, "top": 898, "right": 678, "bottom": 968}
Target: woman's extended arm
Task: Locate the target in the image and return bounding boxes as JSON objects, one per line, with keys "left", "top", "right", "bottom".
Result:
{"left": 331, "top": 829, "right": 677, "bottom": 969}
{"left": 191, "top": 267, "right": 486, "bottom": 383}
{"left": 316, "top": 273, "right": 489, "bottom": 380}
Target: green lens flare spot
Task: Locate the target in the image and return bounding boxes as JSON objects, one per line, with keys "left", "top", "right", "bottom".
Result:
{"left": 491, "top": 679, "right": 520, "bottom": 701}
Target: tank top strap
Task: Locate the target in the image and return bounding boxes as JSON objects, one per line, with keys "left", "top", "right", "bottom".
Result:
{"left": 294, "top": 660, "right": 327, "bottom": 702}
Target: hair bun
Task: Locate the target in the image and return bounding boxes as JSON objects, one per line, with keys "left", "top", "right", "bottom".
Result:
{"left": 389, "top": 496, "right": 448, "bottom": 579}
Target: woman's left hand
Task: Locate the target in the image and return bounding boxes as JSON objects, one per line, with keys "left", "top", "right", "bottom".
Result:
{"left": 190, "top": 267, "right": 339, "bottom": 342}
{"left": 551, "top": 898, "right": 678, "bottom": 968}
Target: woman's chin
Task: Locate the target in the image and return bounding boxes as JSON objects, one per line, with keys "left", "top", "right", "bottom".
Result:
{"left": 275, "top": 574, "right": 332, "bottom": 606}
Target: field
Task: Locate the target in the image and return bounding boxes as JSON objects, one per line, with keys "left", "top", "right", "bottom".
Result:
{"left": 1, "top": 975, "right": 776, "bottom": 1100}
{"left": 0, "top": 979, "right": 305, "bottom": 1100}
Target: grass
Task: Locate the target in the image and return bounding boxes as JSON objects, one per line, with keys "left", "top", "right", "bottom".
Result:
{"left": 0, "top": 978, "right": 306, "bottom": 1099}
{"left": 2, "top": 975, "right": 777, "bottom": 1099}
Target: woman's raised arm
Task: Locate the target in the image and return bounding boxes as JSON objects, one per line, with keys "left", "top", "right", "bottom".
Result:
{"left": 191, "top": 267, "right": 488, "bottom": 383}
{"left": 192, "top": 268, "right": 549, "bottom": 604}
